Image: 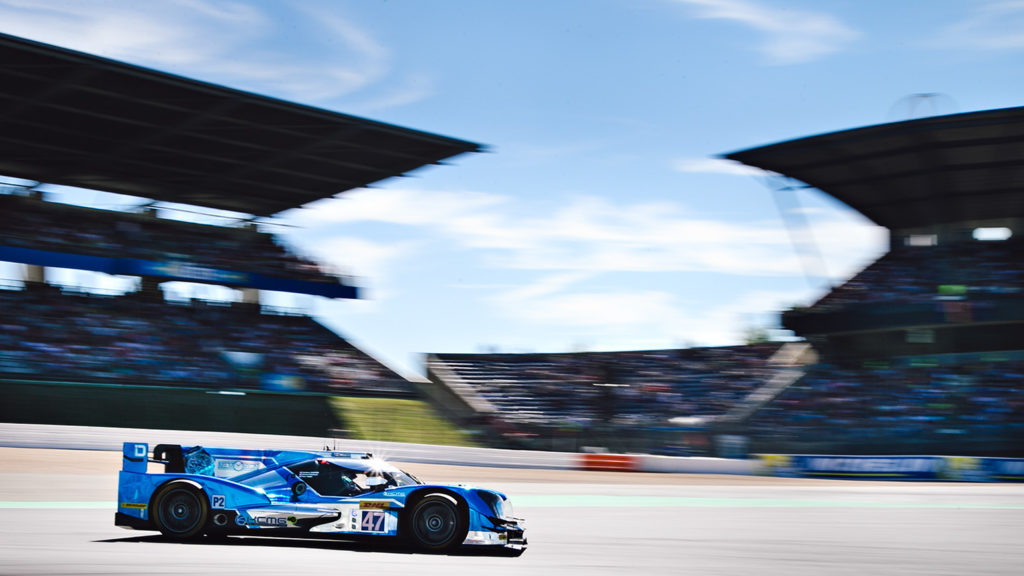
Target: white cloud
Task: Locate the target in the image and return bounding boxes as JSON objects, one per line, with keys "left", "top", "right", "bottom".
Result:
{"left": 283, "top": 185, "right": 884, "bottom": 358}
{"left": 489, "top": 273, "right": 804, "bottom": 348}
{"left": 0, "top": 0, "right": 266, "bottom": 66}
{"left": 511, "top": 289, "right": 685, "bottom": 328}
{"left": 940, "top": 1, "right": 1024, "bottom": 51}
{"left": 672, "top": 0, "right": 859, "bottom": 64}
{"left": 467, "top": 196, "right": 804, "bottom": 275}
{"left": 0, "top": 0, "right": 427, "bottom": 106}
{"left": 489, "top": 274, "right": 690, "bottom": 336}
{"left": 290, "top": 186, "right": 885, "bottom": 281}
{"left": 348, "top": 72, "right": 435, "bottom": 113}
{"left": 290, "top": 188, "right": 508, "bottom": 227}
{"left": 673, "top": 157, "right": 770, "bottom": 177}
{"left": 270, "top": 233, "right": 421, "bottom": 306}
{"left": 493, "top": 271, "right": 597, "bottom": 304}
{"left": 295, "top": 236, "right": 418, "bottom": 287}
{"left": 813, "top": 219, "right": 888, "bottom": 284}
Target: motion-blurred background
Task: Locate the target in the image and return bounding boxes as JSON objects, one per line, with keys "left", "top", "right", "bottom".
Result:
{"left": 0, "top": 3, "right": 1021, "bottom": 461}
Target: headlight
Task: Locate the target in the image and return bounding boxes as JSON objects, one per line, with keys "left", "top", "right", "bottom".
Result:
{"left": 502, "top": 498, "right": 515, "bottom": 519}
{"left": 475, "top": 490, "right": 509, "bottom": 518}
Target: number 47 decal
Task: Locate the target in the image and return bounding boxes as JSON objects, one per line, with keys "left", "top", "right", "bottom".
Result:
{"left": 361, "top": 510, "right": 386, "bottom": 532}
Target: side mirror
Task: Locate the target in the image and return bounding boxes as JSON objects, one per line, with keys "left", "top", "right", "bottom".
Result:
{"left": 366, "top": 477, "right": 386, "bottom": 490}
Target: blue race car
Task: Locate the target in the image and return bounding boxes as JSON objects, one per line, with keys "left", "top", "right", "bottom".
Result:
{"left": 115, "top": 442, "right": 526, "bottom": 555}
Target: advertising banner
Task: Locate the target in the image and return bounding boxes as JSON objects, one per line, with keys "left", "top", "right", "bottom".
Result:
{"left": 758, "top": 454, "right": 1024, "bottom": 482}
{"left": 758, "top": 454, "right": 943, "bottom": 480}
{"left": 940, "top": 457, "right": 1024, "bottom": 482}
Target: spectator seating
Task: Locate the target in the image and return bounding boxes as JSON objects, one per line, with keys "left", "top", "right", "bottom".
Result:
{"left": 0, "top": 285, "right": 411, "bottom": 396}
{"left": 805, "top": 241, "right": 1024, "bottom": 313}
{"left": 429, "top": 344, "right": 784, "bottom": 429}
{"left": 744, "top": 358, "right": 1024, "bottom": 455}
{"left": 0, "top": 193, "right": 342, "bottom": 284}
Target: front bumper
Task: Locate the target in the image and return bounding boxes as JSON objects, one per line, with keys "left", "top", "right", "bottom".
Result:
{"left": 463, "top": 519, "right": 527, "bottom": 552}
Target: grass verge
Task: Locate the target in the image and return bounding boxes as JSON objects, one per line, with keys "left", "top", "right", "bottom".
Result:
{"left": 330, "top": 396, "right": 478, "bottom": 447}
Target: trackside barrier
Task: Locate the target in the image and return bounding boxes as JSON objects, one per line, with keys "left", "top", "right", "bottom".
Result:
{"left": 757, "top": 454, "right": 1024, "bottom": 482}
{"left": 0, "top": 423, "right": 753, "bottom": 474}
{"left": 578, "top": 453, "right": 638, "bottom": 472}
{"left": 638, "top": 455, "right": 757, "bottom": 475}
{"left": 15, "top": 424, "right": 1016, "bottom": 479}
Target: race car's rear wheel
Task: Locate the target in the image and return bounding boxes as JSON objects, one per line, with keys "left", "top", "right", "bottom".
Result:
{"left": 152, "top": 481, "right": 208, "bottom": 540}
{"left": 407, "top": 494, "right": 466, "bottom": 552}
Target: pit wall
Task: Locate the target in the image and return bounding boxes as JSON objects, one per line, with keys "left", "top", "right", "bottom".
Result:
{"left": 1, "top": 423, "right": 1020, "bottom": 481}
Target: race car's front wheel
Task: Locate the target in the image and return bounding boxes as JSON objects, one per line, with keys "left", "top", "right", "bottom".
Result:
{"left": 407, "top": 494, "right": 466, "bottom": 552}
{"left": 151, "top": 481, "right": 209, "bottom": 540}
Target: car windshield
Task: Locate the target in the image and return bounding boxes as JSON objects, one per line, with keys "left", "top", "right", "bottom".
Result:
{"left": 285, "top": 458, "right": 421, "bottom": 497}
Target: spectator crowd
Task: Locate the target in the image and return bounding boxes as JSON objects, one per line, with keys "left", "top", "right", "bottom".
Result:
{"left": 806, "top": 241, "right": 1024, "bottom": 313}
{"left": 0, "top": 193, "right": 342, "bottom": 284}
{"left": 431, "top": 344, "right": 783, "bottom": 429}
{"left": 0, "top": 285, "right": 409, "bottom": 395}
{"left": 744, "top": 359, "right": 1024, "bottom": 453}
{"left": 432, "top": 344, "right": 1023, "bottom": 456}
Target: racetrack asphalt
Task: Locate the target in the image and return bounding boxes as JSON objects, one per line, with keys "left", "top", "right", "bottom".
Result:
{"left": 2, "top": 448, "right": 1023, "bottom": 575}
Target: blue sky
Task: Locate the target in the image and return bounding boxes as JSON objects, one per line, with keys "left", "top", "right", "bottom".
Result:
{"left": 1, "top": 0, "right": 1022, "bottom": 377}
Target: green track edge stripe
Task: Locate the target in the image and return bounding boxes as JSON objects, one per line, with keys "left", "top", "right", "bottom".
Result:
{"left": 511, "top": 495, "right": 1024, "bottom": 509}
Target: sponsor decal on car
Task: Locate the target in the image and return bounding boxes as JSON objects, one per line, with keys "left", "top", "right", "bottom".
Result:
{"left": 120, "top": 502, "right": 147, "bottom": 510}
{"left": 214, "top": 459, "right": 263, "bottom": 477}
{"left": 359, "top": 501, "right": 390, "bottom": 509}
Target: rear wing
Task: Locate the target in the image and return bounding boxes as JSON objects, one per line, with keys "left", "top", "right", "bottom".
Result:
{"left": 120, "top": 442, "right": 185, "bottom": 473}
{"left": 121, "top": 442, "right": 149, "bottom": 473}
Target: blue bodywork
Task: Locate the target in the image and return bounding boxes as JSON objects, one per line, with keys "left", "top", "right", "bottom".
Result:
{"left": 115, "top": 442, "right": 526, "bottom": 553}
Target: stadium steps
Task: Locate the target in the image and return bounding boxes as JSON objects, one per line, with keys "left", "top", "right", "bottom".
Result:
{"left": 424, "top": 355, "right": 498, "bottom": 414}
{"left": 719, "top": 342, "right": 814, "bottom": 423}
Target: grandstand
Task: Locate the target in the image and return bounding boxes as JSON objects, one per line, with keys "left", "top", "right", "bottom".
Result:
{"left": 2, "top": 31, "right": 1020, "bottom": 457}
{"left": 723, "top": 106, "right": 1024, "bottom": 457}
{"left": 425, "top": 107, "right": 1024, "bottom": 457}
{"left": 0, "top": 33, "right": 480, "bottom": 434}
{"left": 0, "top": 193, "right": 347, "bottom": 291}
{"left": 426, "top": 343, "right": 804, "bottom": 453}
{"left": 0, "top": 286, "right": 406, "bottom": 394}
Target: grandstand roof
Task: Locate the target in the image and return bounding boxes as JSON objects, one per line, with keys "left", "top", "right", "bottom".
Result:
{"left": 725, "top": 106, "right": 1024, "bottom": 230}
{"left": 0, "top": 33, "right": 482, "bottom": 217}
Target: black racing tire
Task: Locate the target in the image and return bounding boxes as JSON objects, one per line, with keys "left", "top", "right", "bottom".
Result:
{"left": 406, "top": 494, "right": 467, "bottom": 553}
{"left": 151, "top": 481, "right": 209, "bottom": 540}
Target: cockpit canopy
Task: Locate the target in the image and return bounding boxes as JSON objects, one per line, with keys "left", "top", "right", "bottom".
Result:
{"left": 283, "top": 458, "right": 421, "bottom": 497}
